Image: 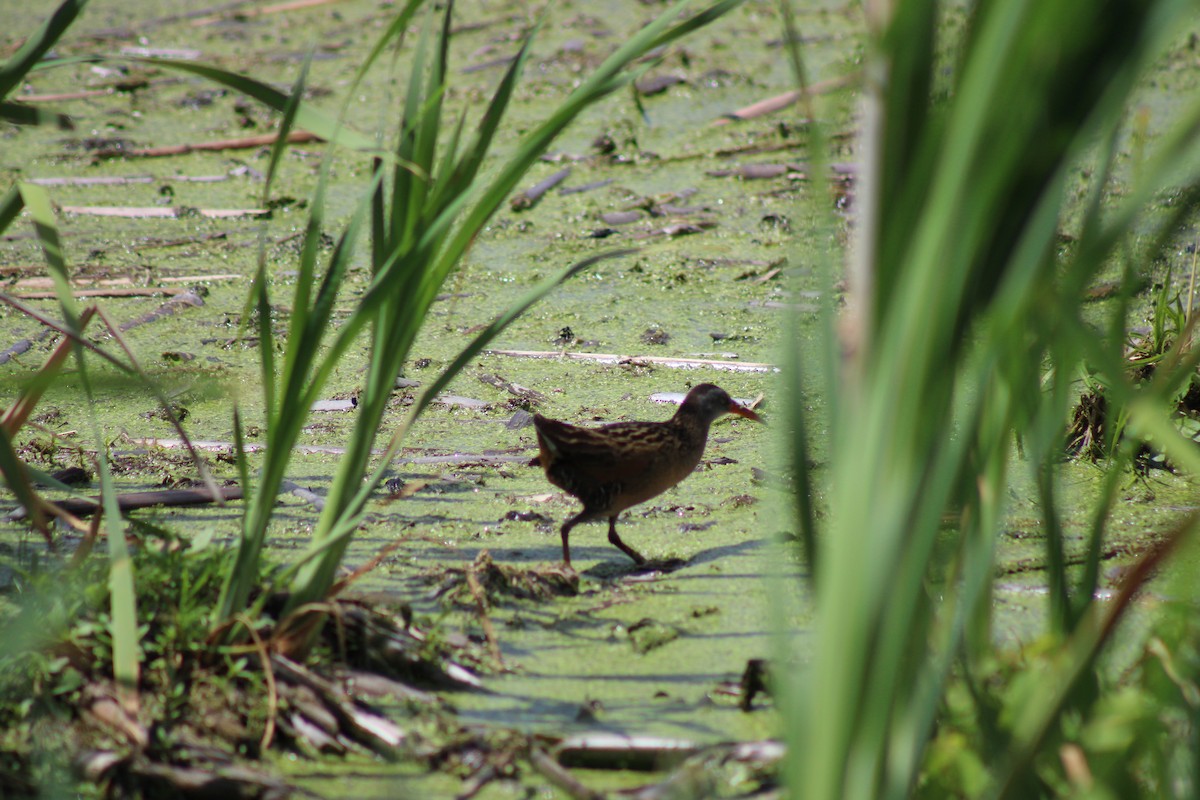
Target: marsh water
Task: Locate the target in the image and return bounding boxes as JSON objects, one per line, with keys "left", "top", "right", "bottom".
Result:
{"left": 2, "top": 0, "right": 1199, "bottom": 796}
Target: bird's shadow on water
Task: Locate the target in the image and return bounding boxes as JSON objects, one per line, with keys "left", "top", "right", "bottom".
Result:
{"left": 438, "top": 535, "right": 791, "bottom": 583}
{"left": 578, "top": 537, "right": 771, "bottom": 579}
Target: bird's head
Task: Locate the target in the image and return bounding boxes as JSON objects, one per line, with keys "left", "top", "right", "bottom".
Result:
{"left": 679, "top": 383, "right": 763, "bottom": 425}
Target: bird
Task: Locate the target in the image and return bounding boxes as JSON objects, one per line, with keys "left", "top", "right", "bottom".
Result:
{"left": 530, "top": 383, "right": 762, "bottom": 566}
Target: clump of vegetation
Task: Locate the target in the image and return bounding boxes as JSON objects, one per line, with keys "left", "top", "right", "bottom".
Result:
{"left": 1069, "top": 264, "right": 1200, "bottom": 465}
{"left": 426, "top": 550, "right": 580, "bottom": 606}
{"left": 0, "top": 534, "right": 496, "bottom": 795}
{"left": 784, "top": 0, "right": 1200, "bottom": 796}
{"left": 0, "top": 538, "right": 257, "bottom": 791}
{"left": 921, "top": 597, "right": 1200, "bottom": 798}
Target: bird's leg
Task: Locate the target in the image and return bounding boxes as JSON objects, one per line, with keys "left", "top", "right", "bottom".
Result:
{"left": 607, "top": 516, "right": 646, "bottom": 565}
{"left": 560, "top": 513, "right": 586, "bottom": 566}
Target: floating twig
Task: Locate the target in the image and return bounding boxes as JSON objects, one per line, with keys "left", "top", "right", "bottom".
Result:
{"left": 0, "top": 289, "right": 204, "bottom": 360}
{"left": 599, "top": 210, "right": 642, "bottom": 225}
{"left": 135, "top": 233, "right": 230, "bottom": 250}
{"left": 719, "top": 90, "right": 805, "bottom": 122}
{"left": 713, "top": 140, "right": 806, "bottom": 158}
{"left": 311, "top": 399, "right": 356, "bottom": 412}
{"left": 449, "top": 17, "right": 507, "bottom": 35}
{"left": 483, "top": 349, "right": 778, "bottom": 373}
{"left": 706, "top": 163, "right": 803, "bottom": 180}
{"left": 93, "top": 130, "right": 321, "bottom": 159}
{"left": 505, "top": 410, "right": 535, "bottom": 430}
{"left": 192, "top": 0, "right": 348, "bottom": 26}
{"left": 13, "top": 275, "right": 238, "bottom": 291}
{"left": 555, "top": 732, "right": 698, "bottom": 771}
{"left": 559, "top": 178, "right": 615, "bottom": 196}
{"left": 119, "top": 46, "right": 202, "bottom": 59}
{"left": 28, "top": 174, "right": 230, "bottom": 186}
{"left": 119, "top": 290, "right": 205, "bottom": 332}
{"left": 511, "top": 166, "right": 572, "bottom": 211}
{"left": 713, "top": 74, "right": 858, "bottom": 125}
{"left": 8, "top": 485, "right": 244, "bottom": 521}
{"left": 281, "top": 480, "right": 326, "bottom": 511}
{"left": 28, "top": 175, "right": 151, "bottom": 186}
{"left": 528, "top": 748, "right": 604, "bottom": 800}
{"left": 689, "top": 256, "right": 783, "bottom": 268}
{"left": 631, "top": 220, "right": 717, "bottom": 239}
{"left": 97, "top": 0, "right": 256, "bottom": 32}
{"left": 20, "top": 88, "right": 116, "bottom": 102}
{"left": 121, "top": 437, "right": 534, "bottom": 464}
{"left": 12, "top": 287, "right": 195, "bottom": 300}
{"left": 0, "top": 329, "right": 53, "bottom": 364}
{"left": 461, "top": 54, "right": 518, "bottom": 74}
{"left": 59, "top": 205, "right": 268, "bottom": 219}
{"left": 18, "top": 76, "right": 170, "bottom": 103}
{"left": 436, "top": 395, "right": 490, "bottom": 409}
{"left": 477, "top": 373, "right": 546, "bottom": 404}
{"left": 751, "top": 267, "right": 783, "bottom": 284}
{"left": 635, "top": 74, "right": 687, "bottom": 96}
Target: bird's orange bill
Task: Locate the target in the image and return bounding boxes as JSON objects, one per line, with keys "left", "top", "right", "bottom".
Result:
{"left": 729, "top": 402, "right": 763, "bottom": 422}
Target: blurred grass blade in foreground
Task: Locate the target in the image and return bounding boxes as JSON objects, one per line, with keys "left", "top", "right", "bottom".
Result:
{"left": 788, "top": 0, "right": 1200, "bottom": 798}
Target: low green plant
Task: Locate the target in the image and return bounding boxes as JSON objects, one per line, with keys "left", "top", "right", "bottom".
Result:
{"left": 0, "top": 0, "right": 212, "bottom": 720}
{"left": 1, "top": 180, "right": 230, "bottom": 709}
{"left": 0, "top": 0, "right": 85, "bottom": 130}
{"left": 0, "top": 0, "right": 98, "bottom": 530}
{"left": 921, "top": 596, "right": 1200, "bottom": 798}
{"left": 0, "top": 533, "right": 270, "bottom": 776}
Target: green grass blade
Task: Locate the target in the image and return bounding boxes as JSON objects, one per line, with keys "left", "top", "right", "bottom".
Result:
{"left": 99, "top": 440, "right": 140, "bottom": 704}
{"left": 16, "top": 187, "right": 144, "bottom": 706}
{"left": 0, "top": 101, "right": 73, "bottom": 129}
{"left": 262, "top": 52, "right": 312, "bottom": 207}
{"left": 343, "top": 0, "right": 426, "bottom": 100}
{"left": 219, "top": 170, "right": 376, "bottom": 620}
{"left": 777, "top": 0, "right": 834, "bottom": 584}
{"left": 0, "top": 425, "right": 48, "bottom": 534}
{"left": 18, "top": 183, "right": 78, "bottom": 329}
{"left": 371, "top": 157, "right": 387, "bottom": 267}
{"left": 430, "top": 16, "right": 544, "bottom": 203}
{"left": 791, "top": 0, "right": 1200, "bottom": 796}
{"left": 67, "top": 312, "right": 142, "bottom": 704}
{"left": 0, "top": 0, "right": 88, "bottom": 98}
{"left": 0, "top": 184, "right": 22, "bottom": 234}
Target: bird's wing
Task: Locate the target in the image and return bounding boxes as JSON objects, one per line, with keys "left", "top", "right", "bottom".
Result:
{"left": 537, "top": 418, "right": 662, "bottom": 482}
{"left": 534, "top": 417, "right": 621, "bottom": 463}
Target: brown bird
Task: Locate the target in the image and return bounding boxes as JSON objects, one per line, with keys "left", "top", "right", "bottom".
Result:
{"left": 531, "top": 384, "right": 763, "bottom": 566}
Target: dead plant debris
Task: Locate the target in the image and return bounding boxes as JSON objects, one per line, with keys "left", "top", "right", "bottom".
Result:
{"left": 426, "top": 550, "right": 580, "bottom": 606}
